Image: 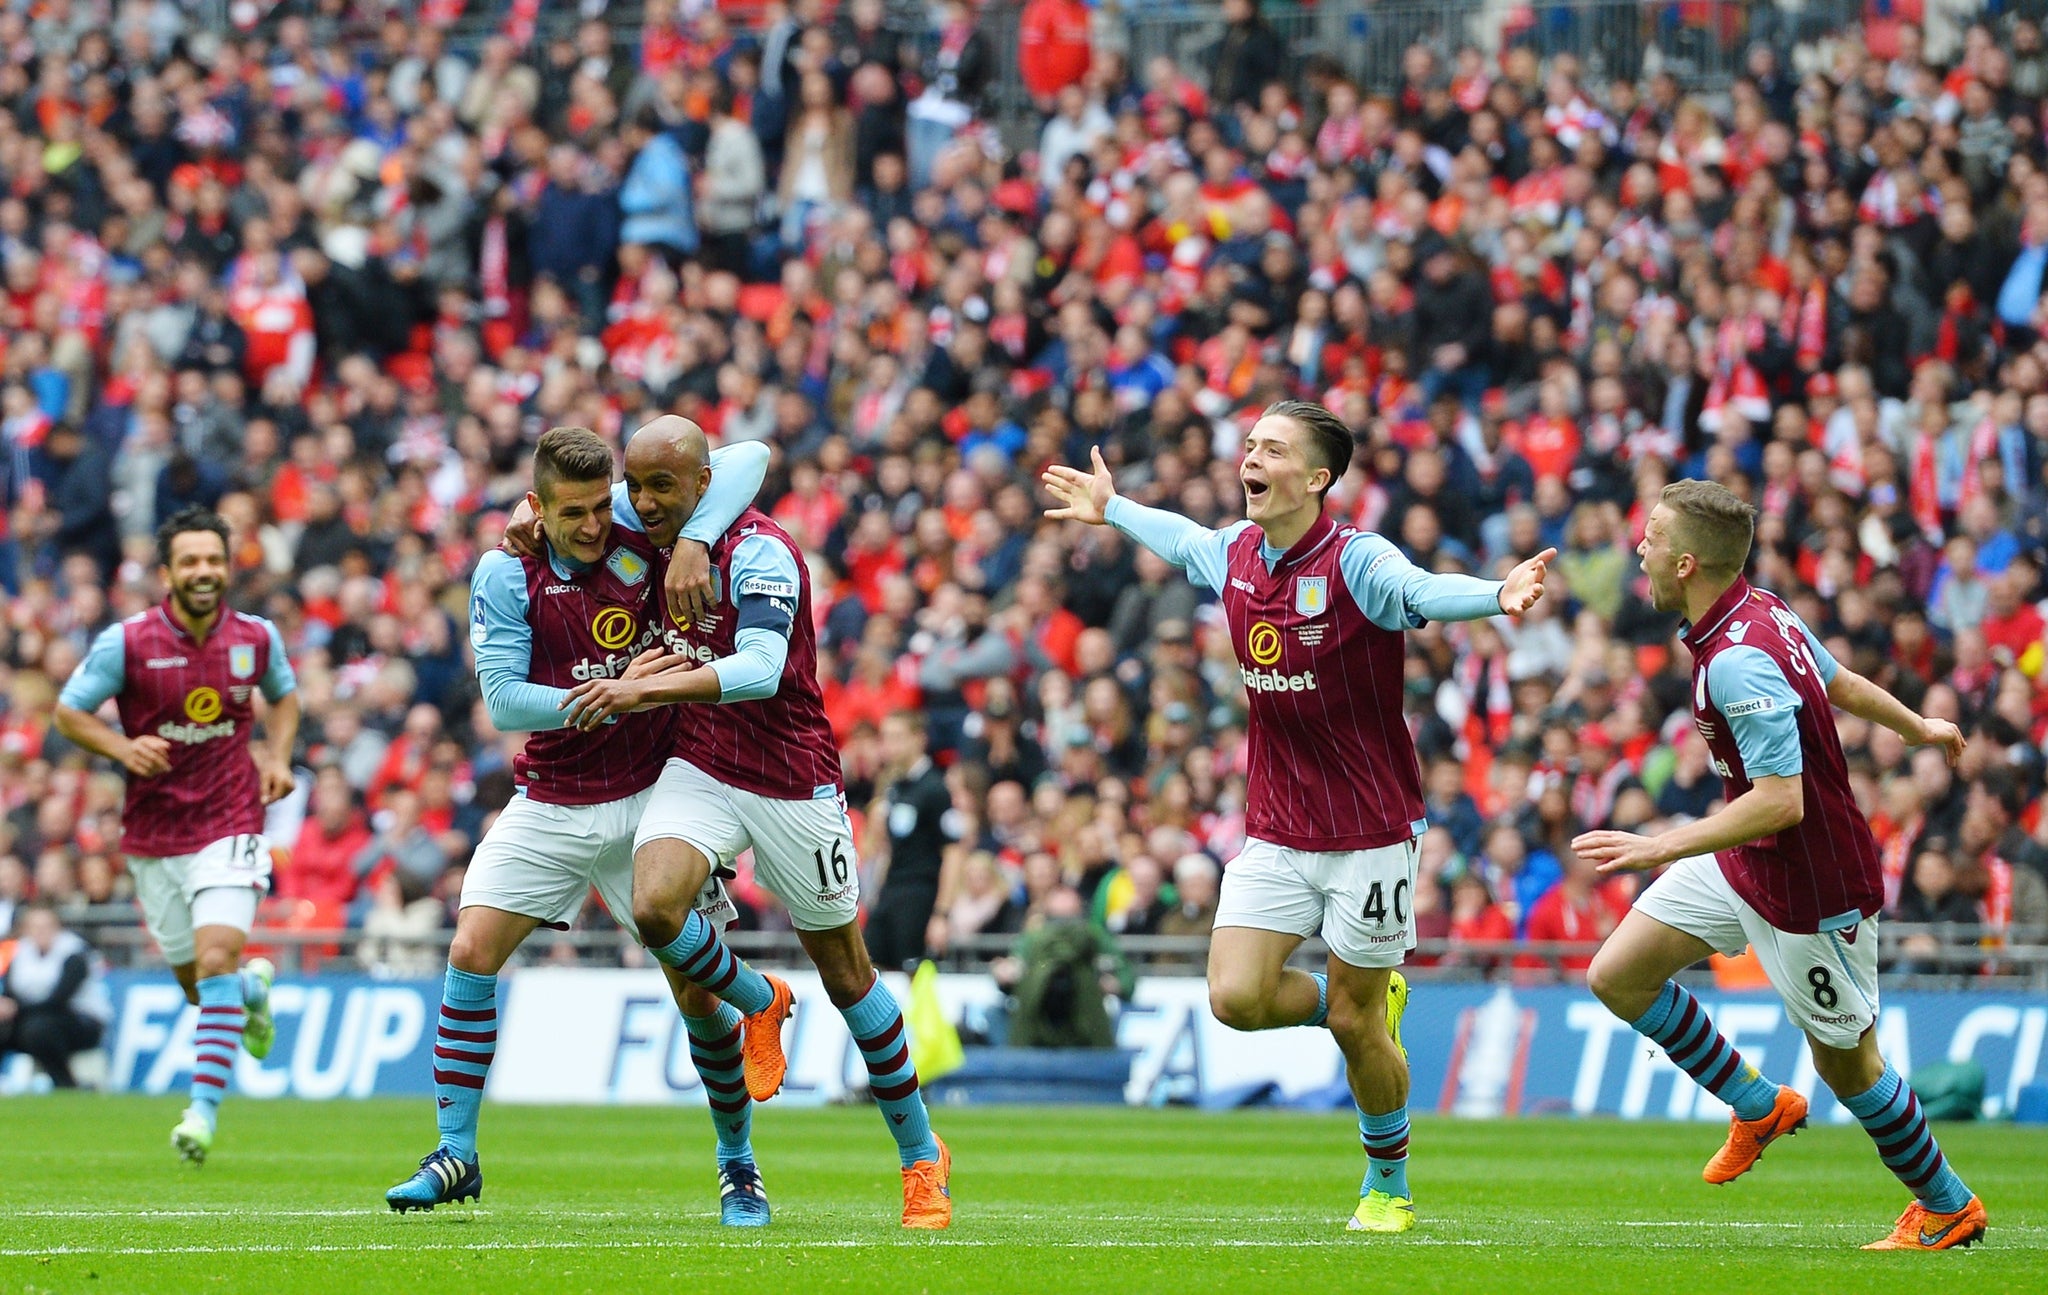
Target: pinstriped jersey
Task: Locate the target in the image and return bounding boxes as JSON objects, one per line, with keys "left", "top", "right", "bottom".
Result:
{"left": 111, "top": 605, "right": 282, "bottom": 857}
{"left": 655, "top": 509, "right": 841, "bottom": 799}
{"left": 512, "top": 529, "right": 675, "bottom": 805}
{"left": 1221, "top": 514, "right": 1426, "bottom": 852}
{"left": 1685, "top": 579, "right": 1883, "bottom": 933}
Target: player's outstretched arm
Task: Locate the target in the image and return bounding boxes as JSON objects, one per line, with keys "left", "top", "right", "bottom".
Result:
{"left": 1826, "top": 667, "right": 1965, "bottom": 765}
{"left": 1346, "top": 535, "right": 1552, "bottom": 630}
{"left": 1044, "top": 446, "right": 1236, "bottom": 593}
{"left": 1574, "top": 774, "right": 1805, "bottom": 873}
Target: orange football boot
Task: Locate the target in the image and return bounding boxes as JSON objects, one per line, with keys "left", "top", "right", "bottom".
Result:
{"left": 739, "top": 974, "right": 795, "bottom": 1102}
{"left": 1702, "top": 1084, "right": 1808, "bottom": 1184}
{"left": 901, "top": 1136, "right": 953, "bottom": 1229}
{"left": 1862, "top": 1196, "right": 1987, "bottom": 1251}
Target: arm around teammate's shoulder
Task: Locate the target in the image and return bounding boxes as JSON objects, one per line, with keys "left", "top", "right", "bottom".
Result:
{"left": 684, "top": 441, "right": 772, "bottom": 543}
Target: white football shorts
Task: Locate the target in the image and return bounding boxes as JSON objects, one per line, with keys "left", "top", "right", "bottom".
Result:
{"left": 1633, "top": 853, "right": 1880, "bottom": 1049}
{"left": 1214, "top": 835, "right": 1422, "bottom": 969}
{"left": 128, "top": 833, "right": 273, "bottom": 966}
{"left": 463, "top": 788, "right": 736, "bottom": 942}
{"left": 634, "top": 757, "right": 860, "bottom": 932}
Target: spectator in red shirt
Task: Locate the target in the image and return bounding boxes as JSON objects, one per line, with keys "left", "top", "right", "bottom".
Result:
{"left": 1982, "top": 565, "right": 2045, "bottom": 664}
{"left": 1018, "top": 0, "right": 1092, "bottom": 105}
{"left": 1512, "top": 376, "right": 1583, "bottom": 483}
{"left": 772, "top": 459, "right": 847, "bottom": 553}
{"left": 1015, "top": 574, "right": 1084, "bottom": 677}
{"left": 228, "top": 249, "right": 313, "bottom": 390}
{"left": 1447, "top": 871, "right": 1516, "bottom": 971}
{"left": 281, "top": 767, "right": 373, "bottom": 910}
{"left": 367, "top": 704, "right": 444, "bottom": 810}
{"left": 826, "top": 643, "right": 923, "bottom": 743}
{"left": 1517, "top": 848, "right": 1631, "bottom": 971}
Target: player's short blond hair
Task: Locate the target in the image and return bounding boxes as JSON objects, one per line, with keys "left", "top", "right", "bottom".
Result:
{"left": 1659, "top": 479, "right": 1755, "bottom": 578}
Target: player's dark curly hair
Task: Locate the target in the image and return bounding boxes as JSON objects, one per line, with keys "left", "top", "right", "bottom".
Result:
{"left": 1261, "top": 400, "right": 1359, "bottom": 501}
{"left": 155, "top": 505, "right": 233, "bottom": 567}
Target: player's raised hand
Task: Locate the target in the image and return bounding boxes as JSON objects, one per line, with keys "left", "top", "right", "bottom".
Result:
{"left": 121, "top": 735, "right": 172, "bottom": 778}
{"left": 1498, "top": 547, "right": 1557, "bottom": 615}
{"left": 500, "top": 498, "right": 543, "bottom": 558}
{"left": 667, "top": 539, "right": 714, "bottom": 626}
{"left": 1911, "top": 716, "right": 1966, "bottom": 767}
{"left": 1042, "top": 446, "right": 1117, "bottom": 525}
{"left": 1572, "top": 829, "right": 1670, "bottom": 875}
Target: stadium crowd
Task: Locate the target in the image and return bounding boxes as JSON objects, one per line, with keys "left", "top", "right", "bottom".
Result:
{"left": 0, "top": 0, "right": 2046, "bottom": 985}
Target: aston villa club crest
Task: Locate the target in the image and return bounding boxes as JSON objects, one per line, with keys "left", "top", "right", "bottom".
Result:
{"left": 1294, "top": 576, "right": 1328, "bottom": 618}
{"left": 607, "top": 548, "right": 650, "bottom": 587}
{"left": 228, "top": 645, "right": 256, "bottom": 679}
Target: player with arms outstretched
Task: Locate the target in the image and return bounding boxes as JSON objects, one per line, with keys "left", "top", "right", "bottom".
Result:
{"left": 1042, "top": 401, "right": 1552, "bottom": 1233}
{"left": 384, "top": 426, "right": 786, "bottom": 1213}
{"left": 1575, "top": 479, "right": 1985, "bottom": 1251}
{"left": 53, "top": 506, "right": 299, "bottom": 1164}
{"left": 562, "top": 417, "right": 953, "bottom": 1229}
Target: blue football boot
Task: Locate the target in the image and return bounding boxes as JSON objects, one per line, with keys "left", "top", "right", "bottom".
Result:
{"left": 387, "top": 1148, "right": 482, "bottom": 1212}
{"left": 718, "top": 1159, "right": 772, "bottom": 1226}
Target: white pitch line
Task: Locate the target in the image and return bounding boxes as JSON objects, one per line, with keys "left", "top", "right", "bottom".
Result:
{"left": 6, "top": 1208, "right": 1307, "bottom": 1224}
{"left": 18, "top": 1232, "right": 2034, "bottom": 1259}
{"left": 0, "top": 1239, "right": 1469, "bottom": 1258}
{"left": 12, "top": 1210, "right": 2044, "bottom": 1236}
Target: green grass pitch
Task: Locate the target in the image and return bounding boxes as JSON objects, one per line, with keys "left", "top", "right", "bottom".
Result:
{"left": 2, "top": 1098, "right": 2043, "bottom": 1294}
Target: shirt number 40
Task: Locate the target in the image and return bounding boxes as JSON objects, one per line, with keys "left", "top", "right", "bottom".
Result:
{"left": 1363, "top": 878, "right": 1410, "bottom": 927}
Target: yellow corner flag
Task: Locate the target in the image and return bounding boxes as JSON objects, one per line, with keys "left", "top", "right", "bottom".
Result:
{"left": 907, "top": 960, "right": 965, "bottom": 1084}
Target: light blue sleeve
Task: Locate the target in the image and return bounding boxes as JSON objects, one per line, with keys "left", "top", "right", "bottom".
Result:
{"left": 1340, "top": 532, "right": 1505, "bottom": 632}
{"left": 259, "top": 621, "right": 297, "bottom": 702}
{"left": 711, "top": 628, "right": 793, "bottom": 702}
{"left": 713, "top": 533, "right": 801, "bottom": 701}
{"left": 608, "top": 441, "right": 771, "bottom": 541}
{"left": 58, "top": 624, "right": 126, "bottom": 712}
{"left": 469, "top": 550, "right": 574, "bottom": 733}
{"left": 1102, "top": 496, "right": 1245, "bottom": 595}
{"left": 1707, "top": 645, "right": 1805, "bottom": 779}
{"left": 1793, "top": 616, "right": 1841, "bottom": 685}
{"left": 685, "top": 441, "right": 771, "bottom": 544}
{"left": 609, "top": 479, "right": 644, "bottom": 534}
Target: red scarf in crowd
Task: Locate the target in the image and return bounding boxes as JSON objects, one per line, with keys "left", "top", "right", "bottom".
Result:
{"left": 1910, "top": 431, "right": 1944, "bottom": 537}
{"left": 1459, "top": 649, "right": 1515, "bottom": 749}
{"left": 1787, "top": 281, "right": 1828, "bottom": 371}
{"left": 1982, "top": 855, "right": 2014, "bottom": 936}
{"left": 1958, "top": 416, "right": 1999, "bottom": 515}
